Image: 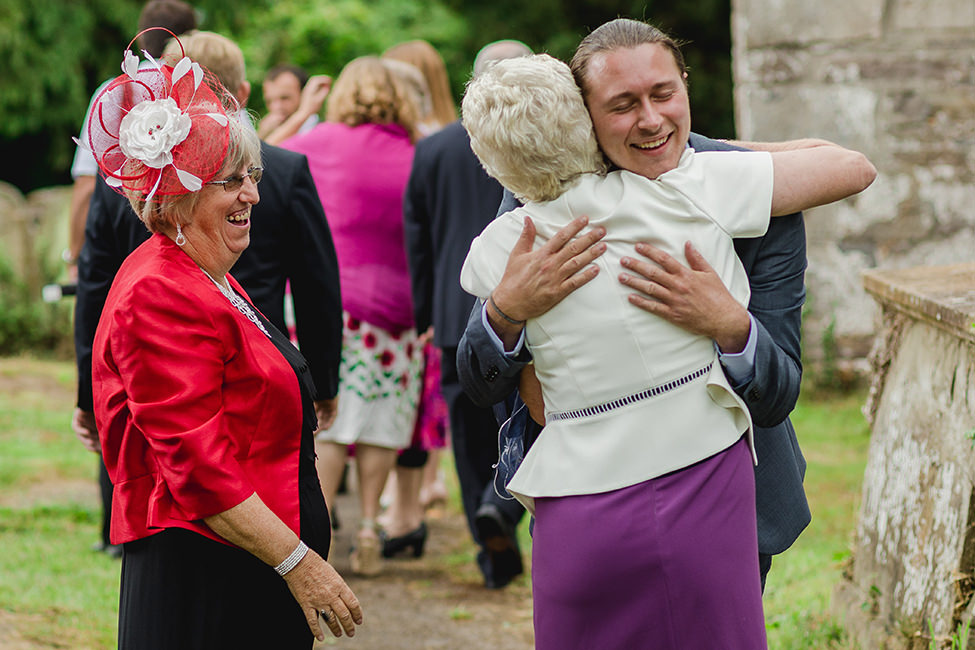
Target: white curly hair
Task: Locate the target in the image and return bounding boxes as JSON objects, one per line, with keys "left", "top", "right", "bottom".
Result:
{"left": 461, "top": 53, "right": 607, "bottom": 203}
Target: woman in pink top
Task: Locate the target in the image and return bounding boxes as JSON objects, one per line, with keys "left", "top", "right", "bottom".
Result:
{"left": 282, "top": 56, "right": 422, "bottom": 576}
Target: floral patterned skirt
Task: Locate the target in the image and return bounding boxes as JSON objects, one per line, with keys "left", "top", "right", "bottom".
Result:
{"left": 317, "top": 313, "right": 423, "bottom": 449}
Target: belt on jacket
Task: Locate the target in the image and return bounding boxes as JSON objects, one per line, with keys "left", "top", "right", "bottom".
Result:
{"left": 546, "top": 361, "right": 713, "bottom": 422}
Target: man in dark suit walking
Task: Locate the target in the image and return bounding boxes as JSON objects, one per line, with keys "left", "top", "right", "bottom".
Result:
{"left": 456, "top": 20, "right": 810, "bottom": 591}
{"left": 402, "top": 39, "right": 533, "bottom": 589}
{"left": 71, "top": 31, "right": 342, "bottom": 556}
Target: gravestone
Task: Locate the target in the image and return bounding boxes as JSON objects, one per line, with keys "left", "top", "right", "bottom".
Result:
{"left": 834, "top": 264, "right": 975, "bottom": 649}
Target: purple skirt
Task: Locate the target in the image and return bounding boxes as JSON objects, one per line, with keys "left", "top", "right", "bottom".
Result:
{"left": 531, "top": 438, "right": 767, "bottom": 650}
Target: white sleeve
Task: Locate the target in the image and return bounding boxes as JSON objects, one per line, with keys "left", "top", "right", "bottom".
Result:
{"left": 71, "top": 81, "right": 112, "bottom": 179}
{"left": 685, "top": 151, "right": 774, "bottom": 238}
{"left": 459, "top": 213, "right": 525, "bottom": 300}
{"left": 71, "top": 140, "right": 99, "bottom": 179}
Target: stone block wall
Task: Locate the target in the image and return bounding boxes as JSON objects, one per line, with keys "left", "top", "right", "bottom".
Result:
{"left": 731, "top": 0, "right": 975, "bottom": 374}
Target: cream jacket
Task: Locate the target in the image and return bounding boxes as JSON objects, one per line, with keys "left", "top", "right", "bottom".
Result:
{"left": 461, "top": 148, "right": 775, "bottom": 512}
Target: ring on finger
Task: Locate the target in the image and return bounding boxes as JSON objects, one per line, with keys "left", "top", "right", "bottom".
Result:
{"left": 320, "top": 609, "right": 331, "bottom": 623}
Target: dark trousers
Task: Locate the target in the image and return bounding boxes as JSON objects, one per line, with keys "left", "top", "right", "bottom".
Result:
{"left": 440, "top": 347, "right": 525, "bottom": 580}
{"left": 98, "top": 457, "right": 113, "bottom": 546}
{"left": 759, "top": 552, "right": 773, "bottom": 592}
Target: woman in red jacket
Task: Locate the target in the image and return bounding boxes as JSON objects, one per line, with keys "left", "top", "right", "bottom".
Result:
{"left": 87, "top": 31, "right": 361, "bottom": 649}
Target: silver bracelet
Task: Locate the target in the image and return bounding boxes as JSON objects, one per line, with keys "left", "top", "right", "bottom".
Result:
{"left": 489, "top": 294, "right": 525, "bottom": 325}
{"left": 274, "top": 540, "right": 309, "bottom": 576}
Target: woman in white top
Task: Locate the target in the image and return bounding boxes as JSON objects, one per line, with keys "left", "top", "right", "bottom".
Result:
{"left": 460, "top": 52, "right": 875, "bottom": 649}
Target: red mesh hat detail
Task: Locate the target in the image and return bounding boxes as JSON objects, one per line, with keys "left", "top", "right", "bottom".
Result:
{"left": 85, "top": 31, "right": 233, "bottom": 202}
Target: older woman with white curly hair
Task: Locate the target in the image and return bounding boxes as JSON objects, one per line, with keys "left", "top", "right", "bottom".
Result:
{"left": 87, "top": 30, "right": 362, "bottom": 649}
{"left": 460, "top": 52, "right": 875, "bottom": 648}
{"left": 461, "top": 54, "right": 608, "bottom": 203}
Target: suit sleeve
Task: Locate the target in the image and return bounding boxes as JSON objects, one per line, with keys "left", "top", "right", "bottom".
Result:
{"left": 732, "top": 212, "right": 806, "bottom": 427}
{"left": 456, "top": 302, "right": 532, "bottom": 407}
{"left": 282, "top": 155, "right": 343, "bottom": 400}
{"left": 403, "top": 147, "right": 434, "bottom": 334}
{"left": 75, "top": 180, "right": 127, "bottom": 411}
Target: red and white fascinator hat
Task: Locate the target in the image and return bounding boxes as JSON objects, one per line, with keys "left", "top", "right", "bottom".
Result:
{"left": 77, "top": 28, "right": 235, "bottom": 203}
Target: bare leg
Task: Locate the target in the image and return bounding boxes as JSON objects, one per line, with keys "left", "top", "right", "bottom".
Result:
{"left": 350, "top": 443, "right": 397, "bottom": 575}
{"left": 315, "top": 440, "right": 349, "bottom": 513}
{"left": 420, "top": 449, "right": 448, "bottom": 509}
{"left": 355, "top": 444, "right": 398, "bottom": 526}
{"left": 383, "top": 465, "right": 425, "bottom": 537}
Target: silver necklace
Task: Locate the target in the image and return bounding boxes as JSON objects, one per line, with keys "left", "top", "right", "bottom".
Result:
{"left": 202, "top": 270, "right": 270, "bottom": 338}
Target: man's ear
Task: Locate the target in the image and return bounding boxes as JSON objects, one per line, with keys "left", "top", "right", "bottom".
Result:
{"left": 236, "top": 80, "right": 251, "bottom": 108}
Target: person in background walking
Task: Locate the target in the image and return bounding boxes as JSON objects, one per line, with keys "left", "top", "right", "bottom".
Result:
{"left": 399, "top": 39, "right": 535, "bottom": 588}
{"left": 281, "top": 56, "right": 425, "bottom": 577}
{"left": 377, "top": 39, "right": 459, "bottom": 559}
{"left": 258, "top": 63, "right": 332, "bottom": 146}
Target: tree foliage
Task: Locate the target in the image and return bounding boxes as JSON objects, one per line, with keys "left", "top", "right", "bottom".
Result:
{"left": 440, "top": 0, "right": 735, "bottom": 137}
{"left": 234, "top": 0, "right": 467, "bottom": 102}
{"left": 0, "top": 0, "right": 140, "bottom": 189}
{"left": 0, "top": 0, "right": 733, "bottom": 192}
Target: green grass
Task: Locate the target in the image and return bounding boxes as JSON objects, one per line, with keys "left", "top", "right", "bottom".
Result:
{"left": 0, "top": 359, "right": 89, "bottom": 490}
{"left": 763, "top": 388, "right": 871, "bottom": 649}
{"left": 0, "top": 356, "right": 120, "bottom": 649}
{"left": 0, "top": 356, "right": 873, "bottom": 648}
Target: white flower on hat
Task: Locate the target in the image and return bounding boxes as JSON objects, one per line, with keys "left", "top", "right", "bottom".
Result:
{"left": 89, "top": 32, "right": 233, "bottom": 201}
{"left": 118, "top": 97, "right": 192, "bottom": 170}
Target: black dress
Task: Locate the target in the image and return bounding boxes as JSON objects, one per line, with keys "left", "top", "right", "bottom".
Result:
{"left": 117, "top": 299, "right": 331, "bottom": 650}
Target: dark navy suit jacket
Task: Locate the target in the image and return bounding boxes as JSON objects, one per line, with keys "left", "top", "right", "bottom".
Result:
{"left": 75, "top": 142, "right": 343, "bottom": 409}
{"left": 403, "top": 120, "right": 504, "bottom": 350}
{"left": 456, "top": 132, "right": 810, "bottom": 555}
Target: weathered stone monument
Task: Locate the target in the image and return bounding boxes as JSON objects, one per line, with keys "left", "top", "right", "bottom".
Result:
{"left": 0, "top": 181, "right": 71, "bottom": 297}
{"left": 732, "top": 0, "right": 975, "bottom": 375}
{"left": 833, "top": 264, "right": 975, "bottom": 648}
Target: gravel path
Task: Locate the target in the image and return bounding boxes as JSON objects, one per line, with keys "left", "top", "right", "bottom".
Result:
{"left": 317, "top": 483, "right": 535, "bottom": 649}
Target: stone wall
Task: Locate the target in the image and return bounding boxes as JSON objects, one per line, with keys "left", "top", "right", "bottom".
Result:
{"left": 731, "top": 0, "right": 975, "bottom": 374}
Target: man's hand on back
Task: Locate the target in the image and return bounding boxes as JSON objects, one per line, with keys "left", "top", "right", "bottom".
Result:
{"left": 619, "top": 241, "right": 751, "bottom": 353}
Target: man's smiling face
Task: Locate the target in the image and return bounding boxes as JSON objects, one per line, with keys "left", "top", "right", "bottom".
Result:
{"left": 583, "top": 43, "right": 691, "bottom": 180}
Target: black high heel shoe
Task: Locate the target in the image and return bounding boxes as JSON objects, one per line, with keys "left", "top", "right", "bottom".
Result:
{"left": 381, "top": 522, "right": 428, "bottom": 558}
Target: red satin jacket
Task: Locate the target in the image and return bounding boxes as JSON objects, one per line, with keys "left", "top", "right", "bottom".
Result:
{"left": 93, "top": 234, "right": 303, "bottom": 545}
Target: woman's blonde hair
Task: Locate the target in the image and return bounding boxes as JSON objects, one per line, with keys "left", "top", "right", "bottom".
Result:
{"left": 325, "top": 56, "right": 421, "bottom": 142}
{"left": 128, "top": 116, "right": 261, "bottom": 233}
{"left": 383, "top": 40, "right": 457, "bottom": 129}
{"left": 383, "top": 59, "right": 432, "bottom": 128}
{"left": 462, "top": 54, "right": 607, "bottom": 203}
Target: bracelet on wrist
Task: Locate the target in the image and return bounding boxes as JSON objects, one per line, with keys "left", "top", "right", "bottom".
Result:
{"left": 274, "top": 540, "right": 308, "bottom": 576}
{"left": 489, "top": 294, "right": 525, "bottom": 326}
